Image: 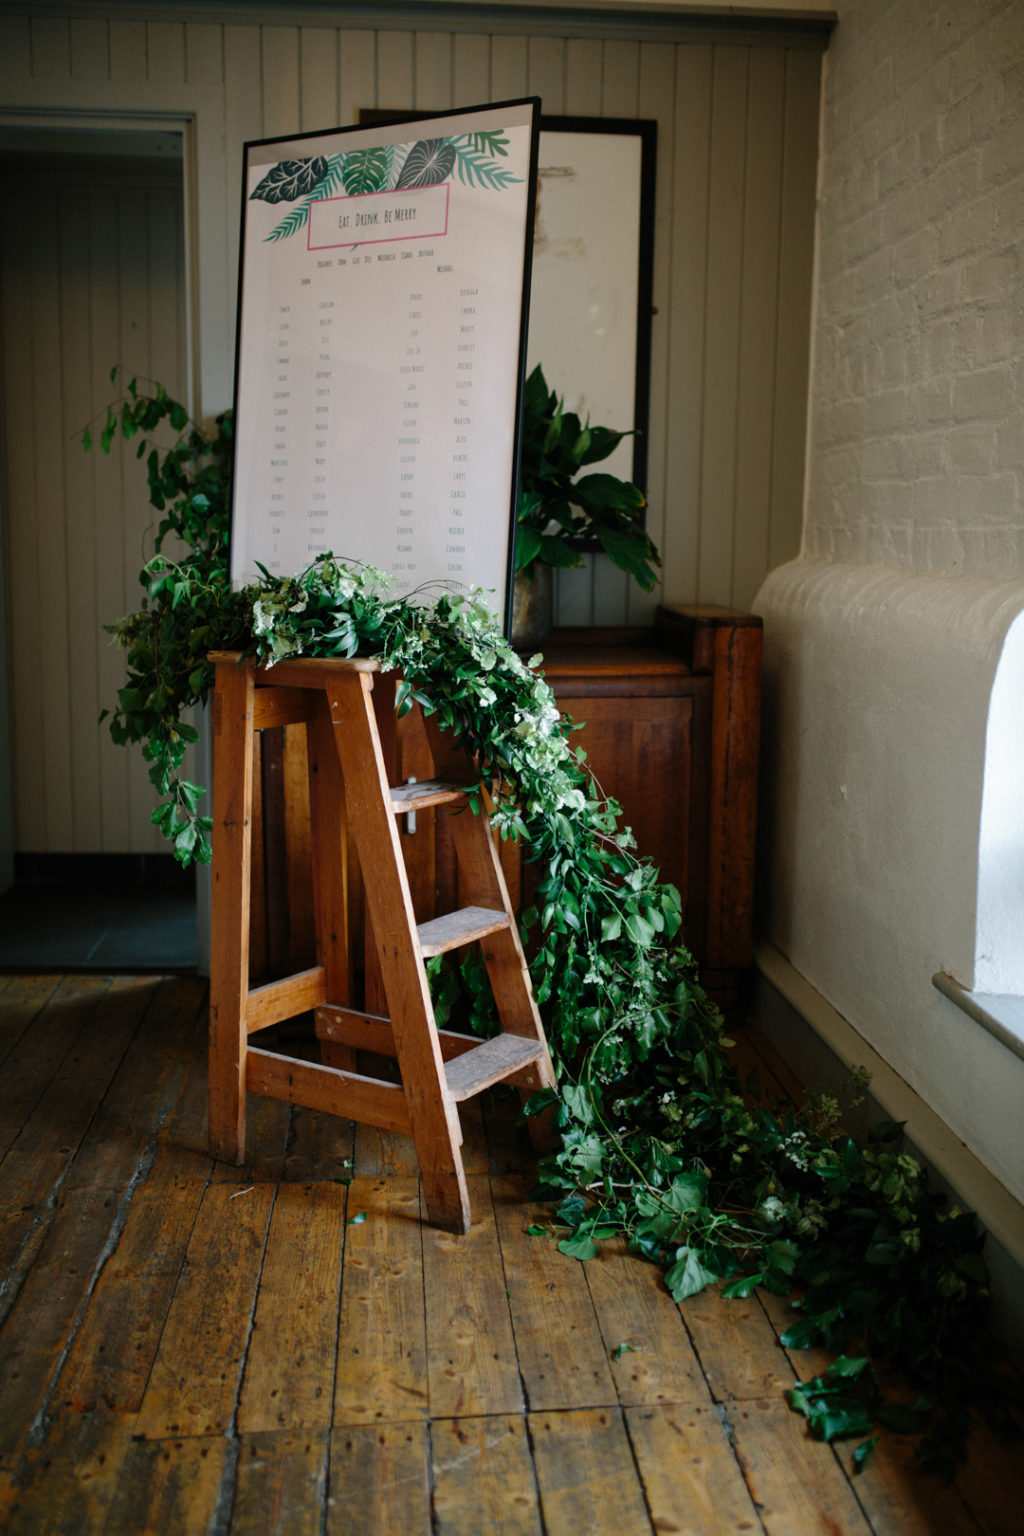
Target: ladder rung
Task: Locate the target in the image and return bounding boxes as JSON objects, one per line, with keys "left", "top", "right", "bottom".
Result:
{"left": 389, "top": 779, "right": 470, "bottom": 813}
{"left": 444, "top": 1034, "right": 546, "bottom": 1102}
{"left": 416, "top": 905, "right": 509, "bottom": 957}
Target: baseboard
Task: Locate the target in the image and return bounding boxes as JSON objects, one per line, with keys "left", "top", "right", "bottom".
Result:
{"left": 755, "top": 940, "right": 1024, "bottom": 1350}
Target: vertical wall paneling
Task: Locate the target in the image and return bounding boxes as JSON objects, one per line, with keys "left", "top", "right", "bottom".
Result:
{"left": 146, "top": 21, "right": 185, "bottom": 86}
{"left": 664, "top": 44, "right": 713, "bottom": 603}
{"left": 0, "top": 192, "right": 46, "bottom": 850}
{"left": 698, "top": 47, "right": 748, "bottom": 603}
{"left": 0, "top": 153, "right": 188, "bottom": 854}
{"left": 555, "top": 557, "right": 596, "bottom": 626}
{"left": 89, "top": 188, "right": 132, "bottom": 850}
{"left": 452, "top": 33, "right": 490, "bottom": 110}
{"left": 0, "top": 9, "right": 825, "bottom": 853}
{"left": 600, "top": 40, "right": 640, "bottom": 116}
{"left": 60, "top": 184, "right": 101, "bottom": 849}
{"left": 109, "top": 19, "right": 146, "bottom": 83}
{"left": 338, "top": 29, "right": 376, "bottom": 127}
{"left": 376, "top": 30, "right": 414, "bottom": 111}
{"left": 299, "top": 28, "right": 340, "bottom": 131}
{"left": 414, "top": 28, "right": 452, "bottom": 111}
{"left": 564, "top": 38, "right": 603, "bottom": 116}
{"left": 261, "top": 27, "right": 301, "bottom": 140}
{"left": 489, "top": 34, "right": 528, "bottom": 102}
{"left": 33, "top": 192, "right": 74, "bottom": 848}
{"left": 189, "top": 104, "right": 232, "bottom": 411}
{"left": 185, "top": 24, "right": 224, "bottom": 88}
{"left": 29, "top": 17, "right": 70, "bottom": 79}
{"left": 527, "top": 35, "right": 565, "bottom": 115}
{"left": 224, "top": 24, "right": 264, "bottom": 293}
{"left": 732, "top": 48, "right": 785, "bottom": 610}
{"left": 117, "top": 184, "right": 156, "bottom": 849}
{"left": 591, "top": 553, "right": 631, "bottom": 627}
{"left": 770, "top": 47, "right": 820, "bottom": 571}
{"left": 70, "top": 18, "right": 108, "bottom": 81}
{"left": 0, "top": 16, "right": 31, "bottom": 82}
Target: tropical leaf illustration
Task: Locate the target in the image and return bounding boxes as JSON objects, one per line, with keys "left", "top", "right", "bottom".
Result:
{"left": 250, "top": 157, "right": 330, "bottom": 204}
{"left": 317, "top": 153, "right": 349, "bottom": 199}
{"left": 456, "top": 130, "right": 510, "bottom": 159}
{"left": 260, "top": 128, "right": 518, "bottom": 242}
{"left": 396, "top": 139, "right": 457, "bottom": 188}
{"left": 452, "top": 146, "right": 522, "bottom": 191}
{"left": 264, "top": 202, "right": 314, "bottom": 243}
{"left": 341, "top": 147, "right": 391, "bottom": 196}
{"left": 262, "top": 153, "right": 346, "bottom": 242}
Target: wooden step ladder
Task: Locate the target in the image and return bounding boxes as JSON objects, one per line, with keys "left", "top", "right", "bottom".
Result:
{"left": 208, "top": 651, "right": 557, "bottom": 1233}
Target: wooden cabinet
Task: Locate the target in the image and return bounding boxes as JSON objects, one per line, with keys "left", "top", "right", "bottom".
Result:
{"left": 510, "top": 606, "right": 762, "bottom": 1013}
{"left": 250, "top": 604, "right": 762, "bottom": 1016}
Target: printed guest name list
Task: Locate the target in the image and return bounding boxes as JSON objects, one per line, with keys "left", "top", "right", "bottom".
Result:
{"left": 230, "top": 104, "right": 537, "bottom": 632}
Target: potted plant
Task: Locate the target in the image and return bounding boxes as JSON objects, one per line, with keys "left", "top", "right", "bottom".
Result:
{"left": 512, "top": 364, "right": 661, "bottom": 645}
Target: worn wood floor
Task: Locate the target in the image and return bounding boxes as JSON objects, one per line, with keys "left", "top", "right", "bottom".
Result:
{"left": 0, "top": 972, "right": 1021, "bottom": 1535}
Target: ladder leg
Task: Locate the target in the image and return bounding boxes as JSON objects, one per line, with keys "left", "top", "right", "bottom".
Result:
{"left": 209, "top": 657, "right": 255, "bottom": 1164}
{"left": 326, "top": 672, "right": 472, "bottom": 1233}
{"left": 307, "top": 695, "right": 356, "bottom": 1073}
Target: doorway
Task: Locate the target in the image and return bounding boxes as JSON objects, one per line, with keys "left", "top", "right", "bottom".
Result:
{"left": 0, "top": 123, "right": 195, "bottom": 966}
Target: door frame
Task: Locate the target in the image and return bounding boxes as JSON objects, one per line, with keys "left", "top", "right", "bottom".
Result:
{"left": 0, "top": 107, "right": 201, "bottom": 896}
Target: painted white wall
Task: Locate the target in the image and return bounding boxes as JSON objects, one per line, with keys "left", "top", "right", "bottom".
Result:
{"left": 756, "top": 0, "right": 1024, "bottom": 1202}
{"left": 757, "top": 560, "right": 1024, "bottom": 1201}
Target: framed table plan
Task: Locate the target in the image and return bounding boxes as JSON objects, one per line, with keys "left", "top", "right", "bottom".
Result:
{"left": 230, "top": 99, "right": 541, "bottom": 635}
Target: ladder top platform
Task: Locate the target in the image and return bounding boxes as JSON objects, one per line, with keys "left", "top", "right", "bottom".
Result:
{"left": 208, "top": 649, "right": 381, "bottom": 678}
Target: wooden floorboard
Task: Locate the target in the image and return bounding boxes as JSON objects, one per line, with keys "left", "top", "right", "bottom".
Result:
{"left": 0, "top": 976, "right": 1022, "bottom": 1534}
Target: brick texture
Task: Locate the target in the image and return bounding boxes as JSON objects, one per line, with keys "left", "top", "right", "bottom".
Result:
{"left": 805, "top": 0, "right": 1024, "bottom": 575}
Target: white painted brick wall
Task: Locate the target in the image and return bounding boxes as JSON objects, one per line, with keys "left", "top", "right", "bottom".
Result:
{"left": 805, "top": 0, "right": 1024, "bottom": 575}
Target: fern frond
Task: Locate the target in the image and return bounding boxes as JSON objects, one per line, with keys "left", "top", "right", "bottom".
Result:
{"left": 452, "top": 146, "right": 522, "bottom": 191}
{"left": 264, "top": 201, "right": 313, "bottom": 243}
{"left": 454, "top": 130, "right": 510, "bottom": 159}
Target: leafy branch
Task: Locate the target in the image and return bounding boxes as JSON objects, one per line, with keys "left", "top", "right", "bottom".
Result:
{"left": 89, "top": 380, "right": 1020, "bottom": 1481}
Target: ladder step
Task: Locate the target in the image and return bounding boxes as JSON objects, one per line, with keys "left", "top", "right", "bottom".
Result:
{"left": 416, "top": 905, "right": 510, "bottom": 957}
{"left": 444, "top": 1034, "right": 546, "bottom": 1102}
{"left": 389, "top": 779, "right": 470, "bottom": 813}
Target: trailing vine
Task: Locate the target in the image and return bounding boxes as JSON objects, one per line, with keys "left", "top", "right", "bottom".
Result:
{"left": 88, "top": 380, "right": 1019, "bottom": 1481}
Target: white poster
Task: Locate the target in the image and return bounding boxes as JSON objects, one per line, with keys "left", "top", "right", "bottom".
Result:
{"left": 230, "top": 100, "right": 540, "bottom": 632}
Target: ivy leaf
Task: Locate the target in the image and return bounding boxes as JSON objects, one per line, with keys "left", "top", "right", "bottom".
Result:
{"left": 556, "top": 1194, "right": 587, "bottom": 1227}
{"left": 623, "top": 911, "right": 655, "bottom": 947}
{"left": 780, "top": 1317, "right": 826, "bottom": 1350}
{"left": 806, "top": 1398, "right": 877, "bottom": 1443}
{"left": 721, "top": 1273, "right": 763, "bottom": 1300}
{"left": 852, "top": 1436, "right": 878, "bottom": 1473}
{"left": 664, "top": 1247, "right": 718, "bottom": 1302}
{"left": 665, "top": 1171, "right": 708, "bottom": 1214}
{"left": 347, "top": 1210, "right": 368, "bottom": 1226}
{"left": 251, "top": 157, "right": 330, "bottom": 204}
{"left": 558, "top": 1232, "right": 599, "bottom": 1261}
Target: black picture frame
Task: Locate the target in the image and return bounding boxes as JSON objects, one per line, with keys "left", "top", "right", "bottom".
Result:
{"left": 530, "top": 116, "right": 657, "bottom": 497}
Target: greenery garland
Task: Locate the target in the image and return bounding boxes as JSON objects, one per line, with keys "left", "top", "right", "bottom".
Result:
{"left": 89, "top": 377, "right": 1018, "bottom": 1480}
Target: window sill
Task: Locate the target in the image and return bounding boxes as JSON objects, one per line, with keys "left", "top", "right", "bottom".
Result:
{"left": 932, "top": 972, "right": 1024, "bottom": 1065}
